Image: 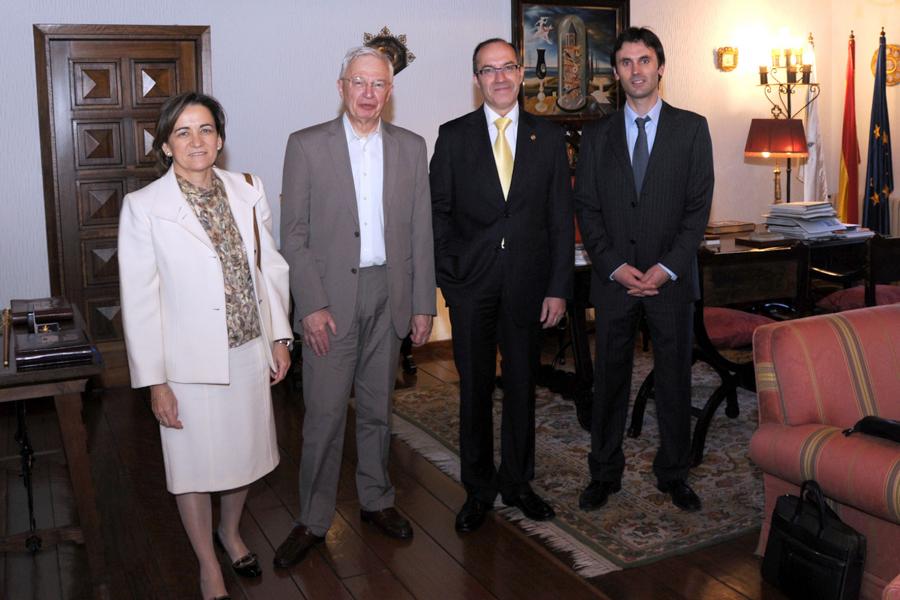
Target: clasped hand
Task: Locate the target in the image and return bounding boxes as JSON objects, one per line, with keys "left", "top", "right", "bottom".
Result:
{"left": 614, "top": 264, "right": 670, "bottom": 297}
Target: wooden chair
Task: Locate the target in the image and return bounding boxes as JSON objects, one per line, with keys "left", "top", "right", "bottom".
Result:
{"left": 628, "top": 243, "right": 809, "bottom": 467}
{"left": 814, "top": 235, "right": 900, "bottom": 311}
{"left": 865, "top": 235, "right": 900, "bottom": 306}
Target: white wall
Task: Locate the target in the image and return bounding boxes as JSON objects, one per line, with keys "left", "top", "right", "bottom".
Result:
{"left": 632, "top": 0, "right": 899, "bottom": 224}
{"left": 0, "top": 0, "right": 506, "bottom": 309}
{"left": 636, "top": 0, "right": 833, "bottom": 221}
{"left": 1, "top": 0, "right": 898, "bottom": 339}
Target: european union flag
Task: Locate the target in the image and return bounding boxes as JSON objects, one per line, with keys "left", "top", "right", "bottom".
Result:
{"left": 863, "top": 29, "right": 894, "bottom": 234}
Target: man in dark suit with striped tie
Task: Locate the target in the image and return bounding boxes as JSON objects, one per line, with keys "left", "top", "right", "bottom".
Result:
{"left": 574, "top": 27, "right": 714, "bottom": 512}
{"left": 430, "top": 38, "right": 573, "bottom": 532}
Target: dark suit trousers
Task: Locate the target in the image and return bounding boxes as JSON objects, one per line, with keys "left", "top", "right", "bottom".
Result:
{"left": 589, "top": 295, "right": 694, "bottom": 485}
{"left": 449, "top": 254, "right": 540, "bottom": 503}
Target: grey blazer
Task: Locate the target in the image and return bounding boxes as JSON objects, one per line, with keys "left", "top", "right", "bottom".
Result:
{"left": 280, "top": 117, "right": 436, "bottom": 340}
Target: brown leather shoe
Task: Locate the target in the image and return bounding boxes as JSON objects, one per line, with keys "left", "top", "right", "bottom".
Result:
{"left": 360, "top": 507, "right": 413, "bottom": 539}
{"left": 272, "top": 525, "right": 324, "bottom": 569}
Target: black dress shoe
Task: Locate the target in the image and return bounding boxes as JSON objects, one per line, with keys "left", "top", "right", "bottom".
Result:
{"left": 501, "top": 489, "right": 555, "bottom": 521}
{"left": 213, "top": 531, "right": 261, "bottom": 578}
{"left": 578, "top": 480, "right": 621, "bottom": 511}
{"left": 273, "top": 525, "right": 325, "bottom": 569}
{"left": 657, "top": 479, "right": 702, "bottom": 512}
{"left": 455, "top": 496, "right": 493, "bottom": 532}
{"left": 360, "top": 507, "right": 413, "bottom": 539}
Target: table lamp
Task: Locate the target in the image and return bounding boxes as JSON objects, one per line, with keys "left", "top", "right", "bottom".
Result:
{"left": 743, "top": 118, "right": 808, "bottom": 203}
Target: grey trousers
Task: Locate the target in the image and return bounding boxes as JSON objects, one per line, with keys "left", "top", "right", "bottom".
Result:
{"left": 298, "top": 265, "right": 401, "bottom": 536}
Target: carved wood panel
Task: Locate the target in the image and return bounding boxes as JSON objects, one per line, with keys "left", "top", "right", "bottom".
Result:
{"left": 71, "top": 61, "right": 120, "bottom": 107}
{"left": 77, "top": 179, "right": 124, "bottom": 227}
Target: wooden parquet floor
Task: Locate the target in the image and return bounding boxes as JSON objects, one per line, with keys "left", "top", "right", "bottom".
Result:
{"left": 0, "top": 340, "right": 785, "bottom": 599}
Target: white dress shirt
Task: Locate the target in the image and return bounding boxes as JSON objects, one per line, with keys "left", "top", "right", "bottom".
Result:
{"left": 343, "top": 114, "right": 386, "bottom": 267}
{"left": 484, "top": 103, "right": 519, "bottom": 159}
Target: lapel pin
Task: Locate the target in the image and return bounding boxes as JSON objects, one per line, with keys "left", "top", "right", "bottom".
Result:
{"left": 530, "top": 134, "right": 537, "bottom": 141}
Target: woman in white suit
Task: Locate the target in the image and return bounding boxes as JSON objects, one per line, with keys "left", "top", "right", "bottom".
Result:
{"left": 118, "top": 92, "right": 292, "bottom": 600}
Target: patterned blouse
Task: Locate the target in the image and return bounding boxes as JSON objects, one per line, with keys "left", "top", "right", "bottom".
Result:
{"left": 177, "top": 173, "right": 260, "bottom": 348}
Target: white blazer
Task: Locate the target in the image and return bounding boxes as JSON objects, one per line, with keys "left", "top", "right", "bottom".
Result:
{"left": 118, "top": 167, "right": 292, "bottom": 388}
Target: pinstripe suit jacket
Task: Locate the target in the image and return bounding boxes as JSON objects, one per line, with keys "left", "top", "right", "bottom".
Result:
{"left": 574, "top": 101, "right": 714, "bottom": 308}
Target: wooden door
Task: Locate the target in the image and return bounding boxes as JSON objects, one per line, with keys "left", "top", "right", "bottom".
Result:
{"left": 34, "top": 25, "right": 211, "bottom": 385}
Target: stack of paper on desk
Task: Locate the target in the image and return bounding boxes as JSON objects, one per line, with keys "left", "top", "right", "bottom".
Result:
{"left": 763, "top": 202, "right": 846, "bottom": 240}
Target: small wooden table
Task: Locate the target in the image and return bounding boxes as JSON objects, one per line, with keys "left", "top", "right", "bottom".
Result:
{"left": 0, "top": 318, "right": 108, "bottom": 599}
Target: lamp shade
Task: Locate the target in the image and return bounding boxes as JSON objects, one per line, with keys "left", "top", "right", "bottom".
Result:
{"left": 743, "top": 118, "right": 809, "bottom": 158}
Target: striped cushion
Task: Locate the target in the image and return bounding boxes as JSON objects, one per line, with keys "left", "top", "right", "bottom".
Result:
{"left": 750, "top": 422, "right": 900, "bottom": 524}
{"left": 753, "top": 305, "right": 900, "bottom": 428}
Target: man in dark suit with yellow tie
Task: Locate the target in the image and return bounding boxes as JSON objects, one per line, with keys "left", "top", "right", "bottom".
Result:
{"left": 430, "top": 38, "right": 573, "bottom": 532}
{"left": 575, "top": 27, "right": 714, "bottom": 513}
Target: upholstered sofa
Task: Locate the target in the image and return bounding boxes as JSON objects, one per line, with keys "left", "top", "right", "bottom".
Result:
{"left": 749, "top": 304, "right": 900, "bottom": 599}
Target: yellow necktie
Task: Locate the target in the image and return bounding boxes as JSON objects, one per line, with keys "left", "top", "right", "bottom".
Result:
{"left": 493, "top": 117, "right": 513, "bottom": 200}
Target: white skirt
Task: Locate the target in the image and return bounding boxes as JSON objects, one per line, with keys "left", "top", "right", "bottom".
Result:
{"left": 161, "top": 337, "right": 279, "bottom": 494}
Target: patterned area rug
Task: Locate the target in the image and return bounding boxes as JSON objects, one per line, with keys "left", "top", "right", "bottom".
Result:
{"left": 391, "top": 349, "right": 764, "bottom": 577}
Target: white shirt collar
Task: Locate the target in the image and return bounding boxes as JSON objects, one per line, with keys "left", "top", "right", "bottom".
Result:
{"left": 342, "top": 113, "right": 382, "bottom": 142}
{"left": 484, "top": 103, "right": 520, "bottom": 129}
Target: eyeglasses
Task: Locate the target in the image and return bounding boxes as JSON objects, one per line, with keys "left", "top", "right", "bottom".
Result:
{"left": 341, "top": 76, "right": 390, "bottom": 92}
{"left": 476, "top": 63, "right": 521, "bottom": 77}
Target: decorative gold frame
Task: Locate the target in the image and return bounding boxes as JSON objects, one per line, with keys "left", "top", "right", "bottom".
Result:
{"left": 716, "top": 47, "right": 738, "bottom": 72}
{"left": 363, "top": 26, "right": 416, "bottom": 75}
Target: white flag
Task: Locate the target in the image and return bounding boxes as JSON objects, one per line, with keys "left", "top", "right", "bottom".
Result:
{"left": 798, "top": 37, "right": 829, "bottom": 203}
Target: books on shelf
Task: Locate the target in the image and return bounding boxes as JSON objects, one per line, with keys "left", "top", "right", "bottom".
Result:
{"left": 705, "top": 220, "right": 755, "bottom": 234}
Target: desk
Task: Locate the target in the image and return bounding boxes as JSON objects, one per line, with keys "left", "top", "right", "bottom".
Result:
{"left": 0, "top": 318, "right": 107, "bottom": 599}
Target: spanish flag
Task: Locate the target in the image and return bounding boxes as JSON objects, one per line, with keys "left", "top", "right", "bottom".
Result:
{"left": 862, "top": 28, "right": 894, "bottom": 234}
{"left": 836, "top": 32, "right": 860, "bottom": 223}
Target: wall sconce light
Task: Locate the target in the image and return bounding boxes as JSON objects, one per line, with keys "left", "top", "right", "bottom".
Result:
{"left": 716, "top": 47, "right": 738, "bottom": 71}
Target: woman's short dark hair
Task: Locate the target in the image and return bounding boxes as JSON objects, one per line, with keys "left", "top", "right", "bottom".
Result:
{"left": 153, "top": 91, "right": 226, "bottom": 169}
{"left": 610, "top": 27, "right": 666, "bottom": 72}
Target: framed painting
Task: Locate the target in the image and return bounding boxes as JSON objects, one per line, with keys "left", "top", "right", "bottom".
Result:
{"left": 512, "top": 0, "right": 629, "bottom": 122}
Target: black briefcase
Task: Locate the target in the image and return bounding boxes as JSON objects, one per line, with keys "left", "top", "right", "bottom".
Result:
{"left": 762, "top": 480, "right": 866, "bottom": 600}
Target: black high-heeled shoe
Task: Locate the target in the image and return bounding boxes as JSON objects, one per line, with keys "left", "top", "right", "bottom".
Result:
{"left": 213, "top": 531, "right": 262, "bottom": 578}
